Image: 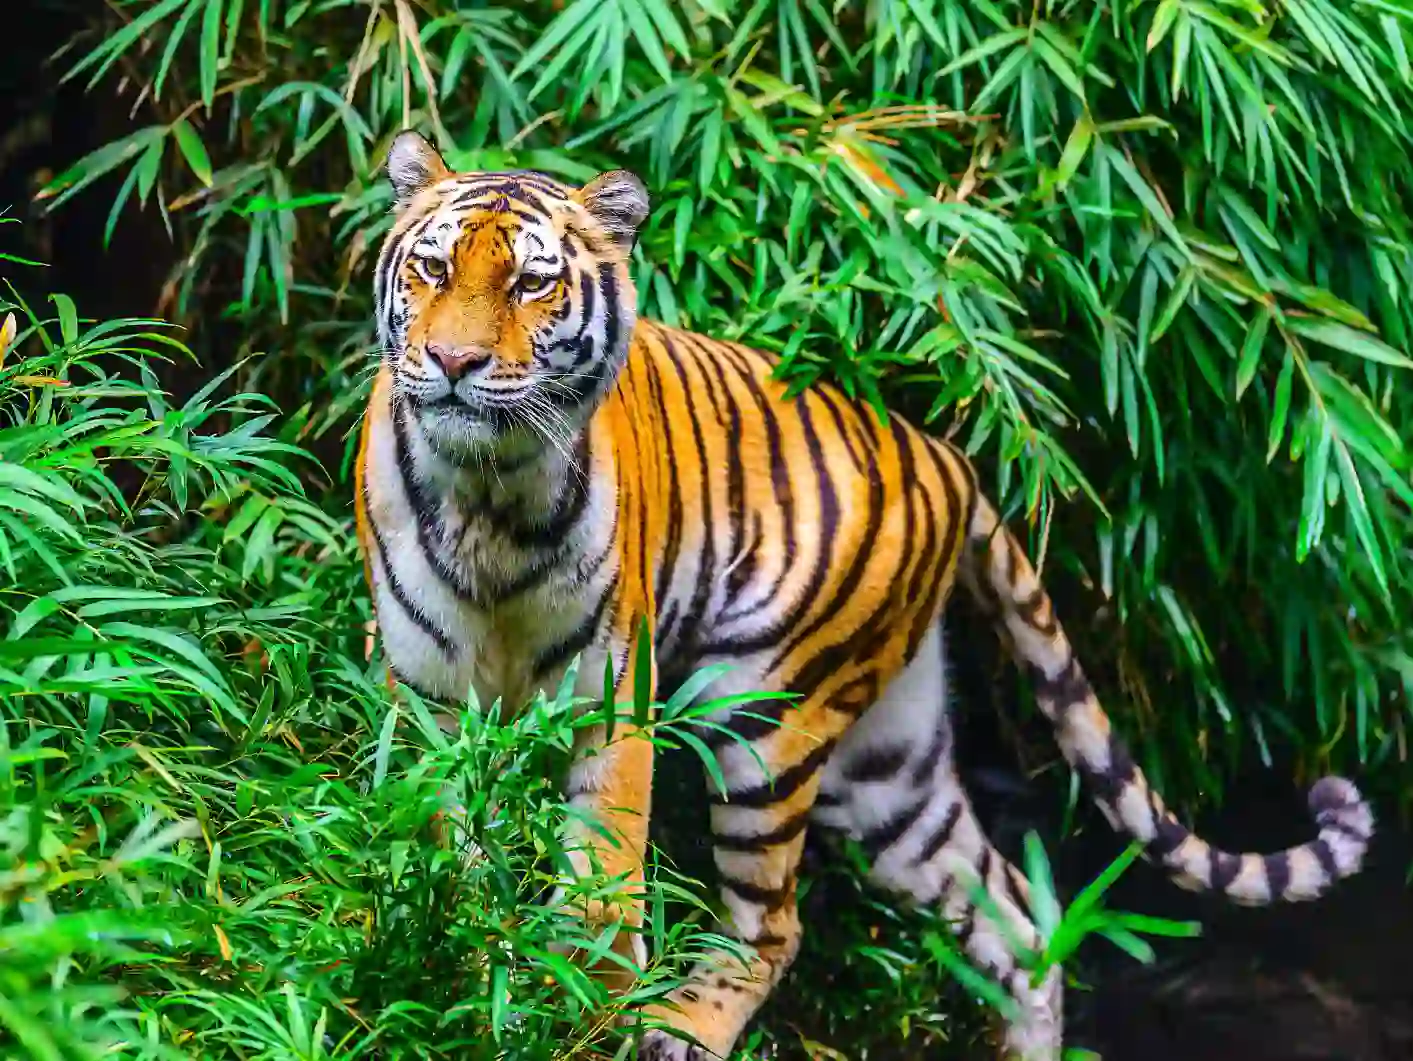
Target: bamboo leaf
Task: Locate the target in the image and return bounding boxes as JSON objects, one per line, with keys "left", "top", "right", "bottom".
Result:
{"left": 171, "top": 119, "right": 214, "bottom": 187}
{"left": 1285, "top": 317, "right": 1413, "bottom": 369}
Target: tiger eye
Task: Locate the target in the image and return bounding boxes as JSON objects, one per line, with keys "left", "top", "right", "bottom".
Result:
{"left": 518, "top": 273, "right": 554, "bottom": 295}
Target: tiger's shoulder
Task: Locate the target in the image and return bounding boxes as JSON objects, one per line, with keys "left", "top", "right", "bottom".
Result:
{"left": 619, "top": 317, "right": 946, "bottom": 457}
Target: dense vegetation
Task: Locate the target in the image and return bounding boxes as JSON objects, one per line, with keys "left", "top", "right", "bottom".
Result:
{"left": 3, "top": 0, "right": 1411, "bottom": 1057}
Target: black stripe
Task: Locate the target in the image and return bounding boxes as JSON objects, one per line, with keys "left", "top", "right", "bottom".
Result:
{"left": 694, "top": 340, "right": 748, "bottom": 590}
{"left": 686, "top": 331, "right": 731, "bottom": 430}
{"left": 977, "top": 846, "right": 994, "bottom": 890}
{"left": 696, "top": 378, "right": 844, "bottom": 659}
{"left": 661, "top": 335, "right": 716, "bottom": 660}
{"left": 531, "top": 586, "right": 613, "bottom": 679}
{"left": 813, "top": 433, "right": 921, "bottom": 681}
{"left": 390, "top": 398, "right": 481, "bottom": 602}
{"left": 1261, "top": 851, "right": 1291, "bottom": 899}
{"left": 889, "top": 419, "right": 927, "bottom": 633}
{"left": 714, "top": 343, "right": 796, "bottom": 627}
{"left": 366, "top": 516, "right": 456, "bottom": 656}
{"left": 448, "top": 183, "right": 551, "bottom": 221}
{"left": 955, "top": 905, "right": 975, "bottom": 948}
{"left": 1321, "top": 817, "right": 1370, "bottom": 844}
{"left": 377, "top": 240, "right": 413, "bottom": 346}
{"left": 452, "top": 174, "right": 569, "bottom": 200}
{"left": 1148, "top": 814, "right": 1190, "bottom": 862}
{"left": 903, "top": 444, "right": 960, "bottom": 663}
{"left": 466, "top": 439, "right": 594, "bottom": 555}
{"left": 618, "top": 367, "right": 654, "bottom": 609}
{"left": 568, "top": 223, "right": 609, "bottom": 258}
{"left": 908, "top": 708, "right": 952, "bottom": 788}
{"left": 598, "top": 263, "right": 621, "bottom": 364}
{"left": 568, "top": 266, "right": 598, "bottom": 369}
{"left": 953, "top": 447, "right": 982, "bottom": 539}
{"left": 715, "top": 739, "right": 836, "bottom": 809}
{"left": 657, "top": 599, "right": 680, "bottom": 655}
{"left": 773, "top": 392, "right": 885, "bottom": 691}
{"left": 916, "top": 801, "right": 963, "bottom": 863}
{"left": 831, "top": 672, "right": 879, "bottom": 717}
{"left": 644, "top": 346, "right": 684, "bottom": 620}
{"left": 1089, "top": 732, "right": 1140, "bottom": 812}
{"left": 1030, "top": 654, "right": 1091, "bottom": 718}
{"left": 812, "top": 382, "right": 868, "bottom": 474}
{"left": 841, "top": 744, "right": 910, "bottom": 784}
{"left": 1310, "top": 837, "right": 1340, "bottom": 882}
{"left": 1003, "top": 861, "right": 1032, "bottom": 913}
{"left": 861, "top": 793, "right": 930, "bottom": 857}
{"left": 719, "top": 875, "right": 790, "bottom": 909}
{"left": 519, "top": 434, "right": 594, "bottom": 549}
{"left": 742, "top": 930, "right": 788, "bottom": 949}
{"left": 1209, "top": 852, "right": 1241, "bottom": 892}
{"left": 712, "top": 811, "right": 811, "bottom": 853}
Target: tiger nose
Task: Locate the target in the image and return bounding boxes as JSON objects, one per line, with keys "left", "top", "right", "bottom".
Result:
{"left": 426, "top": 344, "right": 493, "bottom": 381}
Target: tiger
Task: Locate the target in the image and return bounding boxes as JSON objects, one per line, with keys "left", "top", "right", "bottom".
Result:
{"left": 353, "top": 129, "right": 1374, "bottom": 1061}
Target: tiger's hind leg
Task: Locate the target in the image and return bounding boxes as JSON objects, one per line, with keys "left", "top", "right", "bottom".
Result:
{"left": 811, "top": 622, "right": 1062, "bottom": 1061}
{"left": 636, "top": 657, "right": 849, "bottom": 1060}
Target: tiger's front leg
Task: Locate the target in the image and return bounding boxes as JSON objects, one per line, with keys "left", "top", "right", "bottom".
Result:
{"left": 637, "top": 686, "right": 840, "bottom": 1060}
{"left": 554, "top": 642, "right": 658, "bottom": 994}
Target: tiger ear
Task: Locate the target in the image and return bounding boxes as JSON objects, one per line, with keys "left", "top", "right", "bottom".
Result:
{"left": 576, "top": 170, "right": 650, "bottom": 250}
{"left": 386, "top": 130, "right": 449, "bottom": 205}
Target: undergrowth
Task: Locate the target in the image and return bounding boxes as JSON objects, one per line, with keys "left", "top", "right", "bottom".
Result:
{"left": 0, "top": 244, "right": 1191, "bottom": 1058}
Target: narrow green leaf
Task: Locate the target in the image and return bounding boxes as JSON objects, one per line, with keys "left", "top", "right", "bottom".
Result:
{"left": 1286, "top": 317, "right": 1413, "bottom": 369}
{"left": 171, "top": 119, "right": 214, "bottom": 187}
{"left": 373, "top": 702, "right": 398, "bottom": 788}
{"left": 1235, "top": 306, "right": 1272, "bottom": 399}
{"left": 1267, "top": 349, "right": 1296, "bottom": 462}
{"left": 935, "top": 27, "right": 1027, "bottom": 79}
{"left": 200, "top": 0, "right": 222, "bottom": 107}
{"left": 632, "top": 613, "right": 653, "bottom": 729}
{"left": 1147, "top": 0, "right": 1181, "bottom": 51}
{"left": 49, "top": 294, "right": 79, "bottom": 346}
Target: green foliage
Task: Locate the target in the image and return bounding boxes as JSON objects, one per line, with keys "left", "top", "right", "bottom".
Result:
{"left": 43, "top": 0, "right": 1413, "bottom": 813}
{"left": 0, "top": 256, "right": 1190, "bottom": 1057}
{"left": 16, "top": 0, "right": 1413, "bottom": 1056}
{"left": 0, "top": 221, "right": 1204, "bottom": 1060}
{"left": 0, "top": 257, "right": 739, "bottom": 1057}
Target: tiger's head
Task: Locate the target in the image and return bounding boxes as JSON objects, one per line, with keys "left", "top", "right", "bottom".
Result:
{"left": 373, "top": 130, "right": 650, "bottom": 456}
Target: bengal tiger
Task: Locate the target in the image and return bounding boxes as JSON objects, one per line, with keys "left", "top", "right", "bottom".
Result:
{"left": 353, "top": 130, "right": 1374, "bottom": 1061}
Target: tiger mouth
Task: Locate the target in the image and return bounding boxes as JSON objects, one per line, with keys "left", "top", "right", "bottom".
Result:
{"left": 402, "top": 360, "right": 608, "bottom": 437}
{"left": 408, "top": 391, "right": 543, "bottom": 438}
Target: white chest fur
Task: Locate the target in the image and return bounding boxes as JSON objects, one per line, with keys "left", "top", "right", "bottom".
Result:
{"left": 361, "top": 401, "right": 617, "bottom": 708}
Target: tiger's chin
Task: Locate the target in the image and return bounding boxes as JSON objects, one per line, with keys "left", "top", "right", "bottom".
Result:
{"left": 409, "top": 398, "right": 562, "bottom": 467}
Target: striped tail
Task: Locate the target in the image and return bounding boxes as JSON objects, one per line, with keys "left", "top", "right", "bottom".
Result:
{"left": 959, "top": 493, "right": 1373, "bottom": 906}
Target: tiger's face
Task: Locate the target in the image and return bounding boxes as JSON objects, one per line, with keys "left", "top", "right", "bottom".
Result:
{"left": 373, "top": 131, "right": 649, "bottom": 456}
